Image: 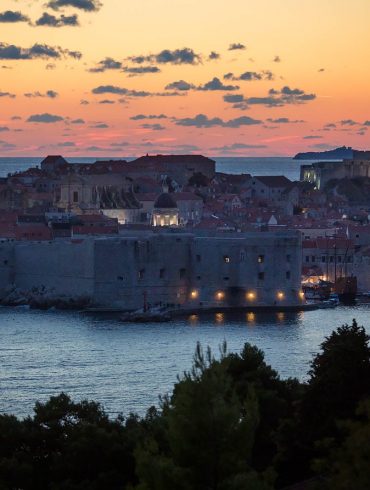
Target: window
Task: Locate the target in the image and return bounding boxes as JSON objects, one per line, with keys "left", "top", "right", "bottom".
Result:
{"left": 258, "top": 255, "right": 264, "bottom": 263}
{"left": 223, "top": 255, "right": 230, "bottom": 263}
{"left": 73, "top": 191, "right": 79, "bottom": 203}
{"left": 322, "top": 256, "right": 326, "bottom": 263}
{"left": 196, "top": 254, "right": 201, "bottom": 262}
{"left": 286, "top": 271, "right": 291, "bottom": 279}
{"left": 138, "top": 269, "right": 145, "bottom": 280}
{"left": 258, "top": 272, "right": 265, "bottom": 281}
{"left": 223, "top": 276, "right": 229, "bottom": 281}
{"left": 330, "top": 256, "right": 334, "bottom": 263}
{"left": 286, "top": 254, "right": 291, "bottom": 263}
{"left": 179, "top": 268, "right": 186, "bottom": 279}
{"left": 240, "top": 251, "right": 246, "bottom": 262}
{"left": 196, "top": 275, "right": 201, "bottom": 280}
{"left": 159, "top": 268, "right": 165, "bottom": 279}
{"left": 3, "top": 260, "right": 8, "bottom": 265}
{"left": 305, "top": 256, "right": 309, "bottom": 263}
{"left": 311, "top": 256, "right": 315, "bottom": 263}
{"left": 338, "top": 256, "right": 342, "bottom": 263}
{"left": 117, "top": 276, "right": 124, "bottom": 281}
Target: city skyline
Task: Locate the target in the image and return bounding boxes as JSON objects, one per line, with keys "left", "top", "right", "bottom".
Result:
{"left": 1, "top": 0, "right": 370, "bottom": 156}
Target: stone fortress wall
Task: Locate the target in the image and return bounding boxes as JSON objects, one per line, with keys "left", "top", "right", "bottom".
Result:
{"left": 0, "top": 230, "right": 303, "bottom": 310}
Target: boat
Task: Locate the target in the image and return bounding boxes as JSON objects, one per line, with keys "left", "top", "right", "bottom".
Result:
{"left": 317, "top": 294, "right": 340, "bottom": 309}
{"left": 120, "top": 307, "right": 171, "bottom": 323}
{"left": 334, "top": 276, "right": 357, "bottom": 303}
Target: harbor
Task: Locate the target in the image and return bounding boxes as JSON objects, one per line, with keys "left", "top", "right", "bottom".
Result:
{"left": 1, "top": 303, "right": 369, "bottom": 419}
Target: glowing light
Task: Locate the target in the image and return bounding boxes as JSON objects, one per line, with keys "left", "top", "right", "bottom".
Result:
{"left": 215, "top": 312, "right": 224, "bottom": 323}
{"left": 277, "top": 291, "right": 285, "bottom": 300}
{"left": 299, "top": 290, "right": 305, "bottom": 299}
{"left": 190, "top": 290, "right": 198, "bottom": 299}
{"left": 247, "top": 291, "right": 256, "bottom": 301}
{"left": 216, "top": 291, "right": 225, "bottom": 300}
{"left": 246, "top": 312, "right": 256, "bottom": 323}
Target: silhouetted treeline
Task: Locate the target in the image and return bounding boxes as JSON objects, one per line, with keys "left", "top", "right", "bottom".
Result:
{"left": 0, "top": 320, "right": 369, "bottom": 489}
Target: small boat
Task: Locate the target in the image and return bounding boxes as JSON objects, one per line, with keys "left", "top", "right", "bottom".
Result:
{"left": 317, "top": 293, "right": 340, "bottom": 309}
{"left": 120, "top": 307, "right": 171, "bottom": 323}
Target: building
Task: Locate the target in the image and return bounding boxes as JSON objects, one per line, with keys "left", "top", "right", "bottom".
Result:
{"left": 127, "top": 154, "right": 216, "bottom": 185}
{"left": 0, "top": 229, "right": 303, "bottom": 310}
{"left": 251, "top": 176, "right": 293, "bottom": 202}
{"left": 302, "top": 237, "right": 355, "bottom": 282}
{"left": 300, "top": 154, "right": 370, "bottom": 190}
{"left": 152, "top": 193, "right": 179, "bottom": 227}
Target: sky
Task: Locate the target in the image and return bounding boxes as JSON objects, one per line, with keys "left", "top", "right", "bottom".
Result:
{"left": 0, "top": 0, "right": 370, "bottom": 157}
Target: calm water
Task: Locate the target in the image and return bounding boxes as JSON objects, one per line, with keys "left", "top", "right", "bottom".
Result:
{"left": 1, "top": 305, "right": 369, "bottom": 418}
{"left": 0, "top": 157, "right": 305, "bottom": 180}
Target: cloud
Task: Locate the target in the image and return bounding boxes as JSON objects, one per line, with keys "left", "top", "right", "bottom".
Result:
{"left": 27, "top": 113, "right": 64, "bottom": 123}
{"left": 11, "top": 116, "right": 22, "bottom": 120}
{"left": 174, "top": 113, "right": 262, "bottom": 128}
{"left": 0, "top": 91, "right": 16, "bottom": 98}
{"left": 35, "top": 12, "right": 79, "bottom": 27}
{"left": 224, "top": 70, "right": 274, "bottom": 81}
{"left": 92, "top": 85, "right": 127, "bottom": 95}
{"left": 0, "top": 11, "right": 29, "bottom": 23}
{"left": 47, "top": 0, "right": 102, "bottom": 12}
{"left": 128, "top": 47, "right": 201, "bottom": 65}
{"left": 92, "top": 85, "right": 184, "bottom": 98}
{"left": 165, "top": 77, "right": 239, "bottom": 92}
{"left": 88, "top": 57, "right": 122, "bottom": 72}
{"left": 0, "top": 140, "right": 16, "bottom": 150}
{"left": 0, "top": 126, "right": 10, "bottom": 132}
{"left": 363, "top": 121, "right": 370, "bottom": 126}
{"left": 24, "top": 90, "right": 58, "bottom": 98}
{"left": 46, "top": 63, "right": 56, "bottom": 70}
{"left": 98, "top": 99, "right": 115, "bottom": 104}
{"left": 90, "top": 123, "right": 109, "bottom": 128}
{"left": 266, "top": 117, "right": 305, "bottom": 123}
{"left": 228, "top": 43, "right": 246, "bottom": 51}
{"left": 130, "top": 114, "right": 167, "bottom": 120}
{"left": 80, "top": 99, "right": 89, "bottom": 105}
{"left": 122, "top": 66, "right": 160, "bottom": 76}
{"left": 110, "top": 141, "right": 129, "bottom": 147}
{"left": 273, "top": 56, "right": 281, "bottom": 63}
{"left": 0, "top": 42, "right": 81, "bottom": 60}
{"left": 243, "top": 86, "right": 316, "bottom": 107}
{"left": 70, "top": 118, "right": 85, "bottom": 124}
{"left": 210, "top": 143, "right": 267, "bottom": 151}
{"left": 223, "top": 94, "right": 245, "bottom": 103}
{"left": 303, "top": 135, "right": 323, "bottom": 139}
{"left": 340, "top": 119, "right": 359, "bottom": 126}
{"left": 208, "top": 51, "right": 220, "bottom": 60}
{"left": 198, "top": 77, "right": 239, "bottom": 91}
{"left": 140, "top": 123, "right": 165, "bottom": 131}
{"left": 165, "top": 80, "right": 194, "bottom": 91}
{"left": 57, "top": 141, "right": 76, "bottom": 147}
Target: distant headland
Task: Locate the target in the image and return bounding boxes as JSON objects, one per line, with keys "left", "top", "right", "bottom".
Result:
{"left": 293, "top": 146, "right": 355, "bottom": 160}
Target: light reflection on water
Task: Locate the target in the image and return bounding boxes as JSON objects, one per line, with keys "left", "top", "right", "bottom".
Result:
{"left": 0, "top": 305, "right": 369, "bottom": 418}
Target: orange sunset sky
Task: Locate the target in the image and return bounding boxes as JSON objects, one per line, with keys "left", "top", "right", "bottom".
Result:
{"left": 0, "top": 0, "right": 370, "bottom": 157}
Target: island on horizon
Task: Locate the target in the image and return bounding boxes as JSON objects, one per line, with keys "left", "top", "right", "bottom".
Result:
{"left": 293, "top": 146, "right": 360, "bottom": 160}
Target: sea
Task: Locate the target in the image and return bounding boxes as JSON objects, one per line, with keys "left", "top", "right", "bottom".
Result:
{"left": 2, "top": 155, "right": 364, "bottom": 419}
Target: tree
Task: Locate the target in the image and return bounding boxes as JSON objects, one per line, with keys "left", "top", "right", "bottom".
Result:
{"left": 315, "top": 399, "right": 370, "bottom": 490}
{"left": 0, "top": 394, "right": 143, "bottom": 490}
{"left": 135, "top": 343, "right": 274, "bottom": 490}
{"left": 275, "top": 320, "right": 370, "bottom": 487}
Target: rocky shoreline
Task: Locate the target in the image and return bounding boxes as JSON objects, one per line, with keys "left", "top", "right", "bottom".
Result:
{"left": 0, "top": 285, "right": 92, "bottom": 310}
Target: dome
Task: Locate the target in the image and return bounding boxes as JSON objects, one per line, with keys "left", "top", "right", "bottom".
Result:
{"left": 154, "top": 193, "right": 178, "bottom": 209}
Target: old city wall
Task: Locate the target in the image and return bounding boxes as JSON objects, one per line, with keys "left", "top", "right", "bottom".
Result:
{"left": 14, "top": 239, "right": 95, "bottom": 298}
